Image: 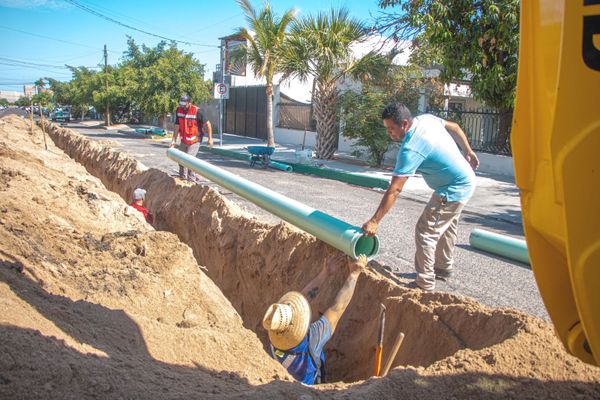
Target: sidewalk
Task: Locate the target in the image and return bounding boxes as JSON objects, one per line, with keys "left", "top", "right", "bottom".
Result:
{"left": 186, "top": 132, "right": 522, "bottom": 225}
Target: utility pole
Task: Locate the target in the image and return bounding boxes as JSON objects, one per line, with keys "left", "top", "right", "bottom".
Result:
{"left": 29, "top": 95, "right": 34, "bottom": 134}
{"left": 219, "top": 44, "right": 224, "bottom": 147}
{"left": 104, "top": 44, "right": 110, "bottom": 127}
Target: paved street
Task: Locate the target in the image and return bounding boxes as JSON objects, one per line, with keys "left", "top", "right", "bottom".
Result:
{"left": 53, "top": 120, "right": 547, "bottom": 320}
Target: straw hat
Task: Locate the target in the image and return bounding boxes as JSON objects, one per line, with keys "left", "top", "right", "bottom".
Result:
{"left": 262, "top": 291, "right": 311, "bottom": 351}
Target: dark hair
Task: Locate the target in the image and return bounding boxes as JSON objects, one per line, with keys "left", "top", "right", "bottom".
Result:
{"left": 382, "top": 103, "right": 413, "bottom": 124}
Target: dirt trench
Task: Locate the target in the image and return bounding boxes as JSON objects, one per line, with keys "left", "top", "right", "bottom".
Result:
{"left": 37, "top": 120, "right": 529, "bottom": 381}
{"left": 0, "top": 118, "right": 600, "bottom": 399}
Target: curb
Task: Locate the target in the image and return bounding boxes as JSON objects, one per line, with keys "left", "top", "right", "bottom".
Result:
{"left": 199, "top": 146, "right": 390, "bottom": 190}
{"left": 198, "top": 146, "right": 522, "bottom": 226}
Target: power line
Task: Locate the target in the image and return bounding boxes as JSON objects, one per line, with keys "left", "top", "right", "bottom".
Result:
{"left": 0, "top": 24, "right": 102, "bottom": 50}
{"left": 0, "top": 52, "right": 99, "bottom": 65}
{"left": 188, "top": 12, "right": 244, "bottom": 34}
{"left": 0, "top": 63, "right": 68, "bottom": 75}
{"left": 0, "top": 57, "right": 70, "bottom": 69}
{"left": 0, "top": 56, "right": 99, "bottom": 70}
{"left": 63, "top": 0, "right": 219, "bottom": 48}
{"left": 77, "top": 0, "right": 183, "bottom": 39}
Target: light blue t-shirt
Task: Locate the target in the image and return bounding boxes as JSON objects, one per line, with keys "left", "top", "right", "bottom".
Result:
{"left": 393, "top": 114, "right": 476, "bottom": 202}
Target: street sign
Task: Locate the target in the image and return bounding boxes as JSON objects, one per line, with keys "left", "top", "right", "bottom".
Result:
{"left": 214, "top": 83, "right": 229, "bottom": 99}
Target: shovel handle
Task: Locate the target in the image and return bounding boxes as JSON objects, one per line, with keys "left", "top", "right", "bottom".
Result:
{"left": 381, "top": 332, "right": 405, "bottom": 377}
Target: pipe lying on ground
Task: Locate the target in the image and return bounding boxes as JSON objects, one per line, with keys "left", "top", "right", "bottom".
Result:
{"left": 167, "top": 148, "right": 379, "bottom": 258}
{"left": 268, "top": 160, "right": 292, "bottom": 172}
{"left": 469, "top": 228, "right": 530, "bottom": 265}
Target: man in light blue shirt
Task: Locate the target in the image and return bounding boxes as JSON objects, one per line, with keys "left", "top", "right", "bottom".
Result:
{"left": 363, "top": 103, "right": 479, "bottom": 290}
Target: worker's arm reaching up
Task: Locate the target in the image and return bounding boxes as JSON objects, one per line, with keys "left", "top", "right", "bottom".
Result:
{"left": 443, "top": 120, "right": 480, "bottom": 170}
{"left": 324, "top": 255, "right": 367, "bottom": 333}
{"left": 301, "top": 254, "right": 346, "bottom": 300}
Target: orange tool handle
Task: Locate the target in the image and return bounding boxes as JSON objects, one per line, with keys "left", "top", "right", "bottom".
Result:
{"left": 374, "top": 345, "right": 383, "bottom": 376}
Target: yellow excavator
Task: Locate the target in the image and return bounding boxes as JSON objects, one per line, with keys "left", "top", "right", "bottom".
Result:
{"left": 512, "top": 1, "right": 599, "bottom": 365}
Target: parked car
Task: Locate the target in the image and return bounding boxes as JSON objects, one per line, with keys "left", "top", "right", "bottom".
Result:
{"left": 51, "top": 107, "right": 71, "bottom": 122}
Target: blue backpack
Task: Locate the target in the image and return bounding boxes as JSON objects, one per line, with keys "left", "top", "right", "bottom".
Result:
{"left": 270, "top": 334, "right": 326, "bottom": 385}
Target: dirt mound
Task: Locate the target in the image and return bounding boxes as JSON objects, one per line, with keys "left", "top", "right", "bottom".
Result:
{"left": 0, "top": 116, "right": 311, "bottom": 399}
{"left": 1, "top": 115, "right": 599, "bottom": 399}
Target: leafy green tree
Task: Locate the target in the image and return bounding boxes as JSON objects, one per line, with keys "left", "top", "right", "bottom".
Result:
{"left": 339, "top": 64, "right": 442, "bottom": 166}
{"left": 0, "top": 98, "right": 9, "bottom": 107}
{"left": 92, "top": 65, "right": 135, "bottom": 124}
{"left": 45, "top": 78, "right": 71, "bottom": 105}
{"left": 235, "top": 0, "right": 296, "bottom": 147}
{"left": 339, "top": 87, "right": 390, "bottom": 166}
{"left": 64, "top": 67, "right": 98, "bottom": 119}
{"left": 377, "top": 0, "right": 519, "bottom": 145}
{"left": 32, "top": 91, "right": 53, "bottom": 113}
{"left": 281, "top": 9, "right": 385, "bottom": 159}
{"left": 14, "top": 97, "right": 30, "bottom": 107}
{"left": 123, "top": 38, "right": 209, "bottom": 129}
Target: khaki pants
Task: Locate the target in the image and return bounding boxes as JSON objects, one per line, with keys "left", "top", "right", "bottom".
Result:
{"left": 414, "top": 193, "right": 466, "bottom": 290}
{"left": 178, "top": 142, "right": 200, "bottom": 180}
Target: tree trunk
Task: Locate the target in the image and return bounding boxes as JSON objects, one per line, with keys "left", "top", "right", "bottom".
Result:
{"left": 313, "top": 82, "right": 338, "bottom": 159}
{"left": 497, "top": 108, "right": 513, "bottom": 153}
{"left": 266, "top": 83, "right": 275, "bottom": 147}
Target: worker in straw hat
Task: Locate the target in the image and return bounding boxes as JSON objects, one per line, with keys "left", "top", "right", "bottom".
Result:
{"left": 263, "top": 254, "right": 367, "bottom": 385}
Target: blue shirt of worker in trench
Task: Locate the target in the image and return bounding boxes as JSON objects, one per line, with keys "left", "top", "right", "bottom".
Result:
{"left": 393, "top": 114, "right": 475, "bottom": 202}
{"left": 269, "top": 315, "right": 332, "bottom": 385}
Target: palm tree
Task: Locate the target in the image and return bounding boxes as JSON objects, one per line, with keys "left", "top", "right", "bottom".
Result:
{"left": 281, "top": 9, "right": 383, "bottom": 159}
{"left": 235, "top": 0, "right": 296, "bottom": 147}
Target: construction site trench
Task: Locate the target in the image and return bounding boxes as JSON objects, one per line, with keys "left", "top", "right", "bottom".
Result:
{"left": 1, "top": 115, "right": 599, "bottom": 399}
{"left": 39, "top": 119, "right": 526, "bottom": 381}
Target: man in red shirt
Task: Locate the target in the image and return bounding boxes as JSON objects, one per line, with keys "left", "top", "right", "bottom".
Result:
{"left": 169, "top": 94, "right": 213, "bottom": 182}
{"left": 130, "top": 188, "right": 153, "bottom": 224}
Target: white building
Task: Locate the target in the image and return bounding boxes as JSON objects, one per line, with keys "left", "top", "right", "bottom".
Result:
{"left": 0, "top": 90, "right": 23, "bottom": 103}
{"left": 219, "top": 32, "right": 488, "bottom": 164}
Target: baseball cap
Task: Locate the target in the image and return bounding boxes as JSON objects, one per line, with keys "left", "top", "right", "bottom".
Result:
{"left": 179, "top": 94, "right": 191, "bottom": 102}
{"left": 133, "top": 188, "right": 146, "bottom": 201}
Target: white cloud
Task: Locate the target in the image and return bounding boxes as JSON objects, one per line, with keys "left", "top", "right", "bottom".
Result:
{"left": 0, "top": 0, "right": 68, "bottom": 9}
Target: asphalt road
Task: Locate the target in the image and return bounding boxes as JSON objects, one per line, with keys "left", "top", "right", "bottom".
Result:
{"left": 7, "top": 114, "right": 548, "bottom": 320}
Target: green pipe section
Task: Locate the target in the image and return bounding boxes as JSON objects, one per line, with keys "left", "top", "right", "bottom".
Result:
{"left": 168, "top": 148, "right": 379, "bottom": 258}
{"left": 198, "top": 146, "right": 390, "bottom": 189}
{"left": 201, "top": 146, "right": 251, "bottom": 161}
{"left": 269, "top": 160, "right": 292, "bottom": 172}
{"left": 469, "top": 228, "right": 530, "bottom": 265}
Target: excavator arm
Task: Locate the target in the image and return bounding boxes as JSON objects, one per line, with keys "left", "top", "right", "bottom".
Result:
{"left": 512, "top": 0, "right": 600, "bottom": 365}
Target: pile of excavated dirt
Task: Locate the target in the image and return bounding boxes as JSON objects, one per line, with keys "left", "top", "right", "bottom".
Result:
{"left": 1, "top": 115, "right": 599, "bottom": 399}
{"left": 0, "top": 116, "right": 309, "bottom": 399}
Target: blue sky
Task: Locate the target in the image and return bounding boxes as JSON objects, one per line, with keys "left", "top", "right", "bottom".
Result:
{"left": 0, "top": 0, "right": 385, "bottom": 92}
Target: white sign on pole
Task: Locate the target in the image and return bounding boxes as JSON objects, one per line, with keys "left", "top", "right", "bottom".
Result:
{"left": 214, "top": 83, "right": 229, "bottom": 99}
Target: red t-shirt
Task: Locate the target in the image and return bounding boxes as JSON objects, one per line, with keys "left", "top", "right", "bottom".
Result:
{"left": 130, "top": 203, "right": 153, "bottom": 223}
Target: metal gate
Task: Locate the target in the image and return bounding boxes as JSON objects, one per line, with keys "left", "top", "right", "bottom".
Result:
{"left": 224, "top": 85, "right": 268, "bottom": 140}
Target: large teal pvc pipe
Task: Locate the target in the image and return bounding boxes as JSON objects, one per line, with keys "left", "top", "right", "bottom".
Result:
{"left": 469, "top": 228, "right": 530, "bottom": 264}
{"left": 167, "top": 148, "right": 379, "bottom": 258}
{"left": 269, "top": 160, "right": 292, "bottom": 172}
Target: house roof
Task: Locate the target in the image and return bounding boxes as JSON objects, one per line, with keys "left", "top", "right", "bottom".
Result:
{"left": 219, "top": 33, "right": 245, "bottom": 41}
